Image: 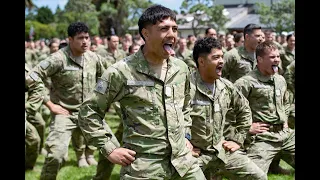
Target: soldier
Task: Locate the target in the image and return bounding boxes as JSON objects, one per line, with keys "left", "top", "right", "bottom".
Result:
{"left": 234, "top": 41, "right": 295, "bottom": 174}
{"left": 283, "top": 60, "right": 295, "bottom": 129}
{"left": 28, "top": 22, "right": 113, "bottom": 180}
{"left": 78, "top": 4, "right": 206, "bottom": 179}
{"left": 25, "top": 63, "right": 45, "bottom": 170}
{"left": 189, "top": 37, "right": 266, "bottom": 180}
{"left": 175, "top": 37, "right": 196, "bottom": 71}
{"left": 222, "top": 23, "right": 264, "bottom": 83}
{"left": 280, "top": 34, "right": 295, "bottom": 75}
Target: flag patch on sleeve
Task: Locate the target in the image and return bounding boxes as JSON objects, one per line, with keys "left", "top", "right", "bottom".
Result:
{"left": 95, "top": 79, "right": 108, "bottom": 94}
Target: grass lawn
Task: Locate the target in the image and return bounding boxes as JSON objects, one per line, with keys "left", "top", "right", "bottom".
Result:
{"left": 25, "top": 113, "right": 295, "bottom": 180}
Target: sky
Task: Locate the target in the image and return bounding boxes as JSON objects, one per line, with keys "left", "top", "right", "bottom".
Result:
{"left": 31, "top": 0, "right": 183, "bottom": 13}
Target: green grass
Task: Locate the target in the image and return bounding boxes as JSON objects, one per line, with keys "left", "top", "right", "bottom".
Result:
{"left": 25, "top": 113, "right": 294, "bottom": 180}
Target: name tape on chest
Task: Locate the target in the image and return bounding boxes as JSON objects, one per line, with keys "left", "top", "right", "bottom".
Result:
{"left": 126, "top": 80, "right": 154, "bottom": 86}
{"left": 64, "top": 66, "right": 80, "bottom": 71}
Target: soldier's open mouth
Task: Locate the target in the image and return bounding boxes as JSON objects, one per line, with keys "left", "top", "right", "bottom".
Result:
{"left": 164, "top": 44, "right": 174, "bottom": 54}
{"left": 272, "top": 65, "right": 278, "bottom": 73}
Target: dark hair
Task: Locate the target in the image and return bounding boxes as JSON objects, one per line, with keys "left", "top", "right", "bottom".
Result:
{"left": 59, "top": 42, "right": 68, "bottom": 49}
{"left": 205, "top": 28, "right": 213, "bottom": 35}
{"left": 286, "top": 33, "right": 295, "bottom": 42}
{"left": 67, "top": 22, "right": 89, "bottom": 38}
{"left": 138, "top": 4, "right": 176, "bottom": 41}
{"left": 256, "top": 41, "right": 278, "bottom": 58}
{"left": 243, "top": 23, "right": 261, "bottom": 39}
{"left": 234, "top": 33, "right": 244, "bottom": 43}
{"left": 193, "top": 37, "right": 222, "bottom": 67}
{"left": 129, "top": 42, "right": 141, "bottom": 53}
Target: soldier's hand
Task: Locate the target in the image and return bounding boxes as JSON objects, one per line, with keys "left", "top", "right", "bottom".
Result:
{"left": 192, "top": 147, "right": 201, "bottom": 157}
{"left": 249, "top": 122, "right": 269, "bottom": 134}
{"left": 49, "top": 104, "right": 70, "bottom": 115}
{"left": 107, "top": 148, "right": 136, "bottom": 166}
{"left": 222, "top": 140, "right": 240, "bottom": 152}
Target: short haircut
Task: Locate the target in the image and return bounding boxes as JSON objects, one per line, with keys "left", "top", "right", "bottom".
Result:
{"left": 243, "top": 23, "right": 261, "bottom": 38}
{"left": 59, "top": 42, "right": 68, "bottom": 49}
{"left": 256, "top": 41, "right": 278, "bottom": 58}
{"left": 67, "top": 22, "right": 89, "bottom": 38}
{"left": 286, "top": 33, "right": 295, "bottom": 41}
{"left": 138, "top": 4, "right": 176, "bottom": 41}
{"left": 234, "top": 33, "right": 244, "bottom": 43}
{"left": 205, "top": 28, "right": 213, "bottom": 35}
{"left": 193, "top": 37, "right": 222, "bottom": 67}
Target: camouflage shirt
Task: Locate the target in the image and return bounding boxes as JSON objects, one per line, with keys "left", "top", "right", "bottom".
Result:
{"left": 29, "top": 45, "right": 106, "bottom": 112}
{"left": 280, "top": 46, "right": 295, "bottom": 75}
{"left": 78, "top": 48, "right": 196, "bottom": 177}
{"left": 190, "top": 71, "right": 252, "bottom": 164}
{"left": 283, "top": 60, "right": 295, "bottom": 95}
{"left": 234, "top": 69, "right": 290, "bottom": 124}
{"left": 102, "top": 48, "right": 127, "bottom": 65}
{"left": 175, "top": 49, "right": 196, "bottom": 70}
{"left": 25, "top": 63, "right": 45, "bottom": 116}
{"left": 222, "top": 46, "right": 256, "bottom": 83}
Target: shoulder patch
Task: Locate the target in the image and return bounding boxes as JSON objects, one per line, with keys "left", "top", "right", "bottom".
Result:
{"left": 29, "top": 72, "right": 39, "bottom": 81}
{"left": 95, "top": 78, "right": 108, "bottom": 94}
{"left": 40, "top": 61, "right": 50, "bottom": 70}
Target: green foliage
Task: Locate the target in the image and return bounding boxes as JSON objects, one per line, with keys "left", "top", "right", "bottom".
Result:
{"left": 180, "top": 0, "right": 230, "bottom": 36}
{"left": 36, "top": 6, "right": 54, "bottom": 24}
{"left": 25, "top": 21, "right": 57, "bottom": 40}
{"left": 256, "top": 0, "right": 295, "bottom": 33}
{"left": 97, "top": 0, "right": 152, "bottom": 36}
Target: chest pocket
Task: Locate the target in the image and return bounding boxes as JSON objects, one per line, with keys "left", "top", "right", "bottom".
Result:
{"left": 191, "top": 100, "right": 211, "bottom": 135}
{"left": 251, "top": 84, "right": 273, "bottom": 109}
{"left": 54, "top": 65, "right": 82, "bottom": 89}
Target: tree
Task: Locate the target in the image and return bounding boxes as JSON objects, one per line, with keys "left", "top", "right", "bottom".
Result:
{"left": 25, "top": 0, "right": 35, "bottom": 11}
{"left": 60, "top": 0, "right": 100, "bottom": 36}
{"left": 36, "top": 6, "right": 54, "bottom": 24}
{"left": 180, "top": 0, "right": 230, "bottom": 37}
{"left": 92, "top": 0, "right": 152, "bottom": 37}
{"left": 255, "top": 0, "right": 295, "bottom": 33}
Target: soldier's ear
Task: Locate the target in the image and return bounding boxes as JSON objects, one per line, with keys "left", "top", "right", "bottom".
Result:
{"left": 142, "top": 28, "right": 149, "bottom": 39}
{"left": 257, "top": 56, "right": 263, "bottom": 63}
{"left": 199, "top": 56, "right": 205, "bottom": 67}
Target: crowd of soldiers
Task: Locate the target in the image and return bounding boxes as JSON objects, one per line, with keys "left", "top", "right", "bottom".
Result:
{"left": 25, "top": 4, "right": 295, "bottom": 180}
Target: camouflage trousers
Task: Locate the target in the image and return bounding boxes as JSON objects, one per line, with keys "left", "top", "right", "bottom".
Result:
{"left": 25, "top": 120, "right": 40, "bottom": 170}
{"left": 198, "top": 150, "right": 267, "bottom": 180}
{"left": 27, "top": 111, "right": 46, "bottom": 153}
{"left": 246, "top": 127, "right": 295, "bottom": 173}
{"left": 120, "top": 154, "right": 206, "bottom": 180}
{"left": 40, "top": 113, "right": 97, "bottom": 180}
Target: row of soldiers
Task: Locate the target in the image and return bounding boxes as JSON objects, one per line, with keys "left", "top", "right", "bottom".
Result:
{"left": 25, "top": 4, "right": 295, "bottom": 180}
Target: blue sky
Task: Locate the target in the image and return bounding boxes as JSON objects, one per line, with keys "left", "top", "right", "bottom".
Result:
{"left": 31, "top": 0, "right": 183, "bottom": 13}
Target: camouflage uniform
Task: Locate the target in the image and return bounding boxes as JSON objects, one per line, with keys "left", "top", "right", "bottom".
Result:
{"left": 25, "top": 63, "right": 45, "bottom": 170}
{"left": 280, "top": 46, "right": 295, "bottom": 75}
{"left": 222, "top": 46, "right": 256, "bottom": 83}
{"left": 283, "top": 60, "right": 295, "bottom": 129}
{"left": 25, "top": 48, "right": 39, "bottom": 68}
{"left": 234, "top": 69, "right": 295, "bottom": 173}
{"left": 78, "top": 49, "right": 205, "bottom": 179}
{"left": 190, "top": 71, "right": 266, "bottom": 180}
{"left": 175, "top": 48, "right": 196, "bottom": 71}
{"left": 28, "top": 45, "right": 113, "bottom": 180}
{"left": 100, "top": 48, "right": 127, "bottom": 65}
